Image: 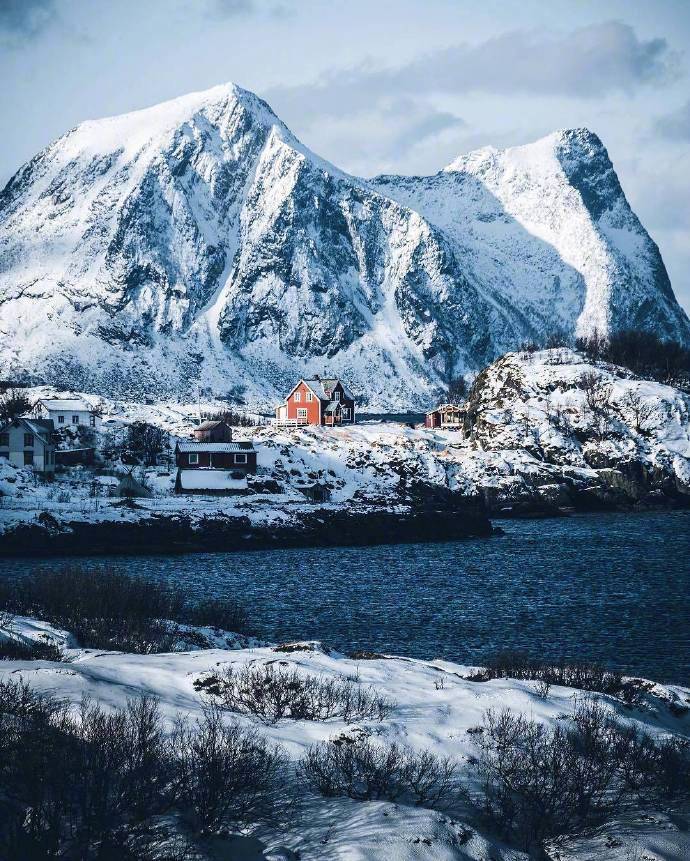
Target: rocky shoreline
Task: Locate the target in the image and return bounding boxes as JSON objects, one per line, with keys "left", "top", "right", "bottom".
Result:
{"left": 0, "top": 500, "right": 494, "bottom": 558}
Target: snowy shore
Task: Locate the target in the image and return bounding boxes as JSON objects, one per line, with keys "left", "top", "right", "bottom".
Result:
{"left": 1, "top": 614, "right": 689, "bottom": 860}
{"left": 1, "top": 348, "right": 689, "bottom": 557}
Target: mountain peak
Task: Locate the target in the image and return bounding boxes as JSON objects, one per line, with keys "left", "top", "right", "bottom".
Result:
{"left": 1, "top": 83, "right": 688, "bottom": 405}
{"left": 57, "top": 81, "right": 283, "bottom": 162}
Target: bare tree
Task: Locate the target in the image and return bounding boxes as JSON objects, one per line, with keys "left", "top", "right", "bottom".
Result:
{"left": 0, "top": 389, "right": 30, "bottom": 424}
{"left": 620, "top": 389, "right": 655, "bottom": 434}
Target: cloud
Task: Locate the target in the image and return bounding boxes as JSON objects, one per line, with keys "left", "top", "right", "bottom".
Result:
{"left": 381, "top": 100, "right": 466, "bottom": 160}
{"left": 266, "top": 21, "right": 678, "bottom": 123}
{"left": 654, "top": 100, "right": 690, "bottom": 141}
{"left": 207, "top": 0, "right": 293, "bottom": 19}
{"left": 0, "top": 0, "right": 56, "bottom": 37}
{"left": 209, "top": 0, "right": 255, "bottom": 15}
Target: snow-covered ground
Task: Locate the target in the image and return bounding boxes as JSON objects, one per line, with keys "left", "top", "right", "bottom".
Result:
{"left": 1, "top": 614, "right": 688, "bottom": 860}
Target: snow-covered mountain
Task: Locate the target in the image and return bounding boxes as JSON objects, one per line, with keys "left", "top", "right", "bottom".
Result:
{"left": 1, "top": 83, "right": 688, "bottom": 408}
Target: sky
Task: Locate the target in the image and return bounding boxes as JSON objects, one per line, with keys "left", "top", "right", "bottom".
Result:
{"left": 1, "top": 0, "right": 689, "bottom": 313}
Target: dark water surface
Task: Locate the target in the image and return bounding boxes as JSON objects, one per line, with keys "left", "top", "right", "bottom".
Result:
{"left": 2, "top": 511, "right": 689, "bottom": 684}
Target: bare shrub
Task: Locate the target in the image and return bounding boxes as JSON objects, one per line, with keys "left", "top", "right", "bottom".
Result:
{"left": 0, "top": 566, "right": 250, "bottom": 653}
{"left": 472, "top": 649, "right": 640, "bottom": 705}
{"left": 534, "top": 678, "right": 551, "bottom": 699}
{"left": 183, "top": 596, "right": 248, "bottom": 633}
{"left": 300, "top": 734, "right": 456, "bottom": 806}
{"left": 201, "top": 663, "right": 393, "bottom": 724}
{"left": 470, "top": 698, "right": 625, "bottom": 850}
{"left": 468, "top": 696, "right": 689, "bottom": 853}
{"left": 169, "top": 705, "right": 285, "bottom": 828}
{"left": 578, "top": 329, "right": 690, "bottom": 388}
{"left": 620, "top": 389, "right": 655, "bottom": 433}
{"left": 0, "top": 636, "right": 64, "bottom": 662}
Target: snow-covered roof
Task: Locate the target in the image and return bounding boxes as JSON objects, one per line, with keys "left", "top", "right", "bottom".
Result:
{"left": 325, "top": 402, "right": 341, "bottom": 414}
{"left": 178, "top": 470, "right": 248, "bottom": 491}
{"left": 39, "top": 398, "right": 95, "bottom": 413}
{"left": 427, "top": 403, "right": 466, "bottom": 415}
{"left": 177, "top": 442, "right": 254, "bottom": 453}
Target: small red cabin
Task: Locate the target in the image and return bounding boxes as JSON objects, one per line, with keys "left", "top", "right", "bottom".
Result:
{"left": 275, "top": 376, "right": 356, "bottom": 427}
{"left": 175, "top": 441, "right": 257, "bottom": 473}
{"left": 425, "top": 404, "right": 466, "bottom": 431}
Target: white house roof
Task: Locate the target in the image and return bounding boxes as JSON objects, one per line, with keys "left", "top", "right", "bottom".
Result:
{"left": 178, "top": 470, "right": 248, "bottom": 491}
{"left": 177, "top": 442, "right": 255, "bottom": 453}
{"left": 40, "top": 398, "right": 94, "bottom": 412}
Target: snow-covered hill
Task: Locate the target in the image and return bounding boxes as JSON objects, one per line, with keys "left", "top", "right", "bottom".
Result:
{"left": 1, "top": 615, "right": 689, "bottom": 860}
{"left": 1, "top": 84, "right": 689, "bottom": 407}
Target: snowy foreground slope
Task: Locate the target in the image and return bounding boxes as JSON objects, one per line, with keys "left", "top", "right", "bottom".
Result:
{"left": 1, "top": 83, "right": 689, "bottom": 406}
{"left": 0, "top": 349, "right": 688, "bottom": 550}
{"left": 1, "top": 615, "right": 689, "bottom": 860}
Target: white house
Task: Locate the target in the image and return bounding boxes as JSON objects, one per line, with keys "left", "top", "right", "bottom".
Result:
{"left": 37, "top": 398, "right": 101, "bottom": 430}
{"left": 0, "top": 417, "right": 56, "bottom": 473}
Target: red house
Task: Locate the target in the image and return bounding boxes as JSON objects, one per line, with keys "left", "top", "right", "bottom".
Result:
{"left": 275, "top": 376, "right": 356, "bottom": 426}
{"left": 174, "top": 440, "right": 257, "bottom": 495}
{"left": 175, "top": 441, "right": 257, "bottom": 473}
{"left": 425, "top": 404, "right": 466, "bottom": 431}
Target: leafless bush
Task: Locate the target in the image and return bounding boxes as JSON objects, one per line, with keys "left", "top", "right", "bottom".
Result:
{"left": 169, "top": 705, "right": 286, "bottom": 827}
{"left": 468, "top": 696, "right": 690, "bottom": 853}
{"left": 0, "top": 636, "right": 64, "bottom": 662}
{"left": 472, "top": 649, "right": 640, "bottom": 705}
{"left": 534, "top": 678, "right": 551, "bottom": 699}
{"left": 0, "top": 566, "right": 250, "bottom": 653}
{"left": 300, "top": 734, "right": 457, "bottom": 806}
{"left": 182, "top": 596, "right": 248, "bottom": 633}
{"left": 620, "top": 389, "right": 655, "bottom": 433}
{"left": 470, "top": 698, "right": 625, "bottom": 850}
{"left": 201, "top": 663, "right": 393, "bottom": 724}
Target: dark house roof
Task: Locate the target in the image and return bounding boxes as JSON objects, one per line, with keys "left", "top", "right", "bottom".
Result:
{"left": 177, "top": 441, "right": 255, "bottom": 453}
{"left": 0, "top": 416, "right": 55, "bottom": 444}
{"left": 196, "top": 420, "right": 230, "bottom": 431}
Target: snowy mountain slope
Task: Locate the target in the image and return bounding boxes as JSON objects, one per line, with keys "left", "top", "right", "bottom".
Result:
{"left": 1, "top": 84, "right": 688, "bottom": 407}
{"left": 373, "top": 129, "right": 690, "bottom": 347}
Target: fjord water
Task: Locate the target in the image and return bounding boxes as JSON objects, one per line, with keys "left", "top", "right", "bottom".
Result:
{"left": 2, "top": 511, "right": 689, "bottom": 685}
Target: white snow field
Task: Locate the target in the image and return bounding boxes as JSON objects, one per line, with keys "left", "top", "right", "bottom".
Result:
{"left": 1, "top": 614, "right": 688, "bottom": 860}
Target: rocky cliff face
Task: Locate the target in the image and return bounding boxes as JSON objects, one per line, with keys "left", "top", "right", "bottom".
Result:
{"left": 1, "top": 84, "right": 688, "bottom": 408}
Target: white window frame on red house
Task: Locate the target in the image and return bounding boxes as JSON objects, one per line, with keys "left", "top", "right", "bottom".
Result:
{"left": 234, "top": 453, "right": 247, "bottom": 464}
{"left": 306, "top": 391, "right": 313, "bottom": 402}
{"left": 297, "top": 408, "right": 308, "bottom": 419}
{"left": 294, "top": 391, "right": 301, "bottom": 402}
{"left": 188, "top": 453, "right": 199, "bottom": 464}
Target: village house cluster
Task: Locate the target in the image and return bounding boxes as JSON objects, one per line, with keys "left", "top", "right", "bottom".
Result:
{"left": 1, "top": 375, "right": 466, "bottom": 499}
{"left": 171, "top": 375, "right": 357, "bottom": 494}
